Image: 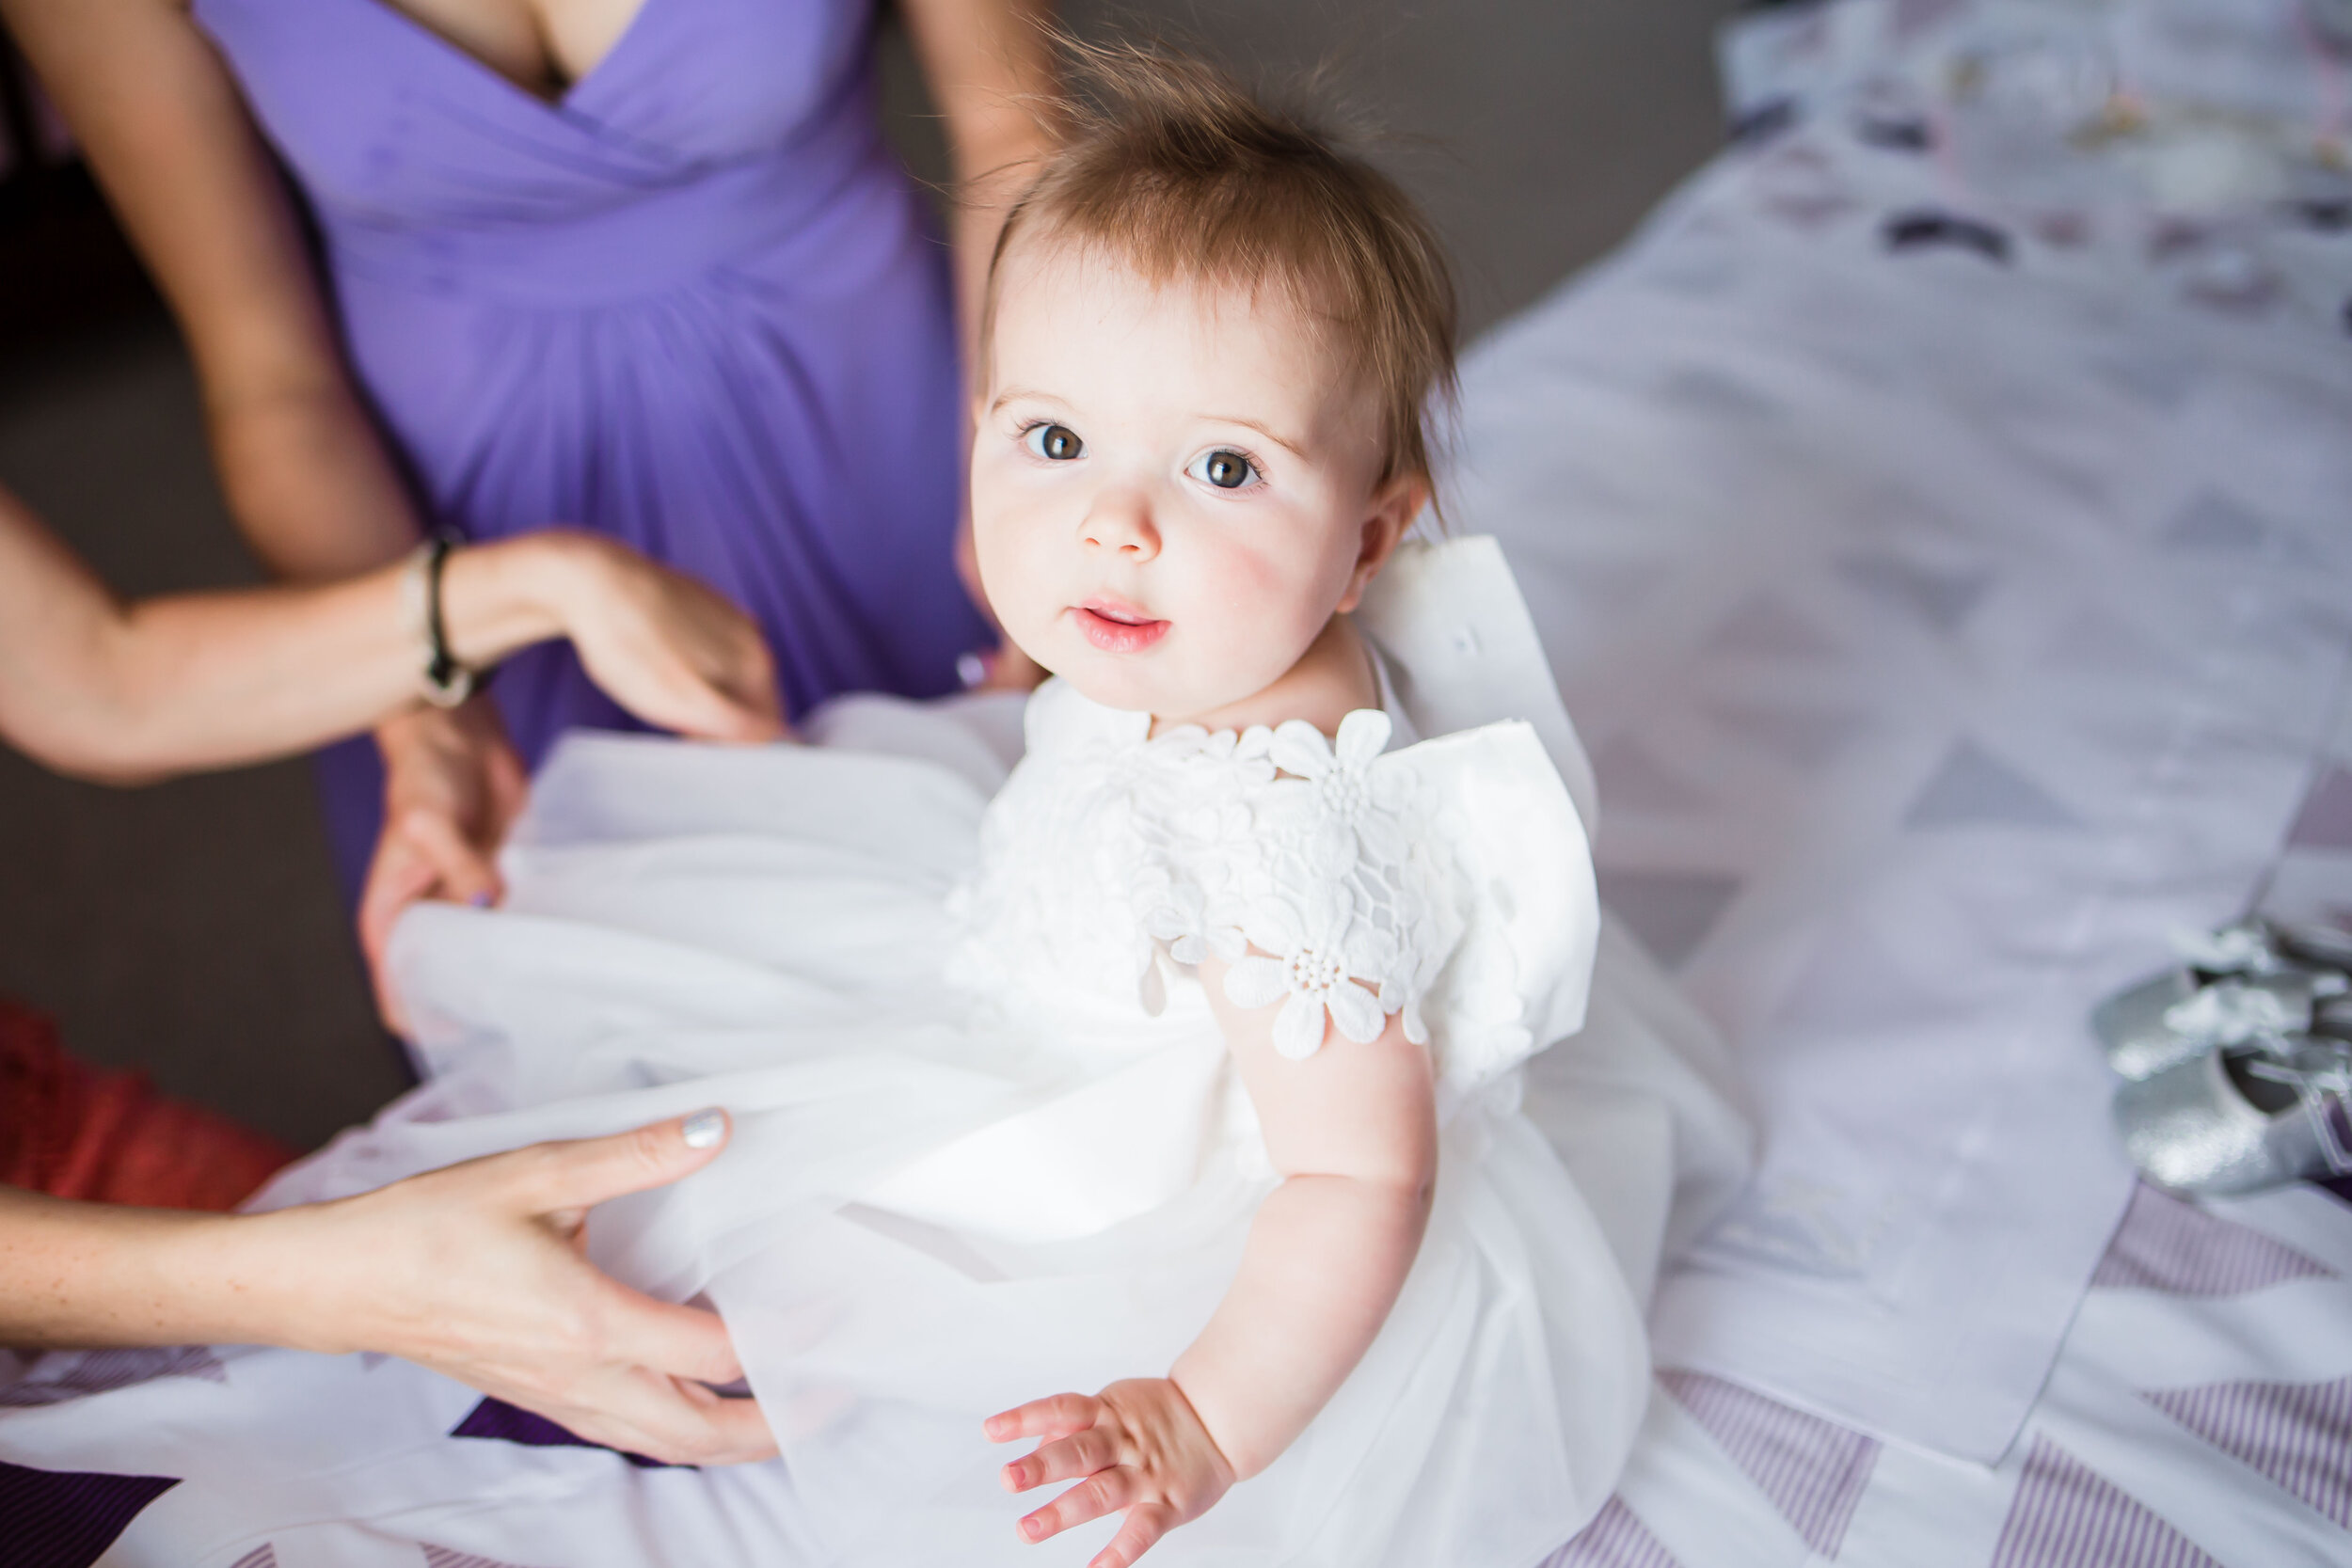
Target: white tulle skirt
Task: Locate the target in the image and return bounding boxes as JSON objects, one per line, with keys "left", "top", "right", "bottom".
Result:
{"left": 251, "top": 706, "right": 1750, "bottom": 1567}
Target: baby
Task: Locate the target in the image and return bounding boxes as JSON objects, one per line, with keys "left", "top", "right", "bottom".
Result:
{"left": 207, "top": 43, "right": 1750, "bottom": 1568}
{"left": 963, "top": 49, "right": 1511, "bottom": 1567}
{"left": 922, "top": 49, "right": 1742, "bottom": 1565}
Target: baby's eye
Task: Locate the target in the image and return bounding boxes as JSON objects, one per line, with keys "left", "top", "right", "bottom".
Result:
{"left": 1187, "top": 449, "right": 1259, "bottom": 491}
{"left": 1024, "top": 422, "right": 1083, "bottom": 461}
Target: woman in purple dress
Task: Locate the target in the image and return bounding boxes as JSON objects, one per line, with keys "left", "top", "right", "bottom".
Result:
{"left": 4, "top": 0, "right": 1054, "bottom": 978}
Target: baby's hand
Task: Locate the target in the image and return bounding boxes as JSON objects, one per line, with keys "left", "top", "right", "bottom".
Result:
{"left": 986, "top": 1378, "right": 1235, "bottom": 1568}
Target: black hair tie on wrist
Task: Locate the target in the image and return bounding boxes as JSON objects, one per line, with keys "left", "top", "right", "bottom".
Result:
{"left": 421, "top": 530, "right": 478, "bottom": 707}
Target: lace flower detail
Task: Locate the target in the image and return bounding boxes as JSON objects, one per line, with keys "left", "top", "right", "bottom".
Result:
{"left": 1145, "top": 880, "right": 1209, "bottom": 967}
{"left": 1263, "top": 710, "right": 1411, "bottom": 875}
{"left": 1222, "top": 882, "right": 1392, "bottom": 1058}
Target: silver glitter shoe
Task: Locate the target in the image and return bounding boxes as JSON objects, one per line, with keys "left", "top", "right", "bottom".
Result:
{"left": 2092, "top": 921, "right": 2348, "bottom": 1081}
{"left": 2114, "top": 1035, "right": 2352, "bottom": 1196}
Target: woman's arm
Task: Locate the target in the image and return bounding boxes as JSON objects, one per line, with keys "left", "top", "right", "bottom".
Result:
{"left": 1, "top": 0, "right": 421, "bottom": 578}
{"left": 988, "top": 972, "right": 1438, "bottom": 1568}
{"left": 3, "top": 0, "right": 546, "bottom": 957}
{"left": 895, "top": 0, "right": 1060, "bottom": 359}
{"left": 0, "top": 483, "right": 783, "bottom": 783}
{"left": 0, "top": 1114, "right": 778, "bottom": 1465}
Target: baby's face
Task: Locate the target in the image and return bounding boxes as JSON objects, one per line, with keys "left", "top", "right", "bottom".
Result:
{"left": 972, "top": 237, "right": 1413, "bottom": 721}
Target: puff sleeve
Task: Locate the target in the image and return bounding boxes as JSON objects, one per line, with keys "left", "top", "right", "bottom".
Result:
{"left": 1154, "top": 709, "right": 1600, "bottom": 1114}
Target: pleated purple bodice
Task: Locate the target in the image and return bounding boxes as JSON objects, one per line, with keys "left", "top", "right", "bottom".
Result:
{"left": 193, "top": 0, "right": 989, "bottom": 885}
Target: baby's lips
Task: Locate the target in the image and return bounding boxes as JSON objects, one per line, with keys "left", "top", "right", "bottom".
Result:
{"left": 1079, "top": 594, "right": 1161, "bottom": 626}
{"left": 1073, "top": 605, "right": 1172, "bottom": 653}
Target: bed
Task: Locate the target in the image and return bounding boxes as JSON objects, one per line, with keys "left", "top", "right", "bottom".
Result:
{"left": 1506, "top": 0, "right": 2352, "bottom": 1560}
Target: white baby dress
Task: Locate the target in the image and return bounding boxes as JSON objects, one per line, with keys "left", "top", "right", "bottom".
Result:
{"left": 0, "top": 539, "right": 1751, "bottom": 1568}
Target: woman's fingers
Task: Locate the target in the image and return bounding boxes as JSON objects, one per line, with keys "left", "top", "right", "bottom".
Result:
{"left": 599, "top": 1291, "right": 749, "bottom": 1388}
{"left": 508, "top": 1117, "right": 750, "bottom": 1383}
{"left": 336, "top": 1117, "right": 777, "bottom": 1468}
{"left": 1001, "top": 1425, "right": 1119, "bottom": 1492}
{"left": 672, "top": 664, "right": 787, "bottom": 744}
{"left": 985, "top": 1390, "right": 1099, "bottom": 1445}
{"left": 482, "top": 732, "right": 532, "bottom": 833}
{"left": 396, "top": 803, "right": 502, "bottom": 907}
{"left": 561, "top": 544, "right": 787, "bottom": 744}
{"left": 1090, "top": 1502, "right": 1175, "bottom": 1568}
{"left": 504, "top": 1112, "right": 733, "bottom": 1215}
{"left": 356, "top": 830, "right": 442, "bottom": 1031}
{"left": 551, "top": 1363, "right": 778, "bottom": 1466}
{"left": 701, "top": 635, "right": 787, "bottom": 742}
{"left": 1020, "top": 1466, "right": 1134, "bottom": 1543}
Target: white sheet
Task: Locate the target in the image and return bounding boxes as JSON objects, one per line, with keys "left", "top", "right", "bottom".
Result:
{"left": 1547, "top": 1181, "right": 2352, "bottom": 1568}
{"left": 1455, "top": 0, "right": 2352, "bottom": 1462}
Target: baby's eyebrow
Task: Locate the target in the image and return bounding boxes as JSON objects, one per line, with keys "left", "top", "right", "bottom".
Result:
{"left": 1206, "top": 417, "right": 1309, "bottom": 461}
{"left": 988, "top": 387, "right": 1064, "bottom": 414}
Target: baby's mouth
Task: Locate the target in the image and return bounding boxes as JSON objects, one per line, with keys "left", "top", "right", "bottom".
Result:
{"left": 1074, "top": 599, "right": 1170, "bottom": 654}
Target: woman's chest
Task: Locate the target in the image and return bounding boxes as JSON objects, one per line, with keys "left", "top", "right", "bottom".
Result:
{"left": 373, "top": 0, "right": 644, "bottom": 102}
{"left": 197, "top": 0, "right": 871, "bottom": 190}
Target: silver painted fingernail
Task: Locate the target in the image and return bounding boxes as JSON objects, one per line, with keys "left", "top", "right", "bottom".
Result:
{"left": 681, "top": 1109, "right": 726, "bottom": 1148}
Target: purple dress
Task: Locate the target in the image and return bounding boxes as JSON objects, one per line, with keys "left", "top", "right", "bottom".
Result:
{"left": 192, "top": 0, "right": 991, "bottom": 886}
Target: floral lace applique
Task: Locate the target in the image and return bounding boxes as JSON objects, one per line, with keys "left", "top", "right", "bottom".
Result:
{"left": 959, "top": 688, "right": 1549, "bottom": 1092}
{"left": 1155, "top": 709, "right": 1463, "bottom": 1061}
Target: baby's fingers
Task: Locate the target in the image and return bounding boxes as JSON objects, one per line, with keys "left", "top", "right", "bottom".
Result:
{"left": 1090, "top": 1502, "right": 1175, "bottom": 1568}
{"left": 1018, "top": 1467, "right": 1134, "bottom": 1544}
{"left": 1001, "top": 1426, "right": 1119, "bottom": 1493}
{"left": 985, "top": 1391, "right": 1100, "bottom": 1445}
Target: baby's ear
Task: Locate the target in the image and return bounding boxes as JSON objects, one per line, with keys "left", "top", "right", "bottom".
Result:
{"left": 1337, "top": 474, "right": 1428, "bottom": 612}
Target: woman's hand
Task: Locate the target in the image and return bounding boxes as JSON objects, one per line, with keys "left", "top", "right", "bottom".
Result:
{"left": 261, "top": 1112, "right": 777, "bottom": 1466}
{"left": 358, "top": 698, "right": 529, "bottom": 1030}
{"left": 987, "top": 1379, "right": 1236, "bottom": 1568}
{"left": 360, "top": 533, "right": 782, "bottom": 1030}
{"left": 1, "top": 1114, "right": 776, "bottom": 1466}
{"left": 531, "top": 533, "right": 787, "bottom": 745}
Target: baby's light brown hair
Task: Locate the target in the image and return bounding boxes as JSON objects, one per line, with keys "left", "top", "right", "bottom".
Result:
{"left": 984, "top": 42, "right": 1458, "bottom": 490}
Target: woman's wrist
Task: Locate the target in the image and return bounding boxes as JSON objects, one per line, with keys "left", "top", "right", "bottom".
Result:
{"left": 435, "top": 533, "right": 591, "bottom": 672}
{"left": 145, "top": 1203, "right": 328, "bottom": 1352}
{"left": 0, "top": 1191, "right": 303, "bottom": 1352}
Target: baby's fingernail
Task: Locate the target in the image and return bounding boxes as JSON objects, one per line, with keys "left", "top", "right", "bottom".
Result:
{"left": 1023, "top": 1518, "right": 1045, "bottom": 1541}
{"left": 681, "top": 1109, "right": 726, "bottom": 1148}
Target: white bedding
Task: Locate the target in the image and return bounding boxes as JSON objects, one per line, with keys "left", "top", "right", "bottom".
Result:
{"left": 1518, "top": 0, "right": 2352, "bottom": 1560}
{"left": 1552, "top": 1180, "right": 2352, "bottom": 1566}
{"left": 1465, "top": 0, "right": 2351, "bottom": 1461}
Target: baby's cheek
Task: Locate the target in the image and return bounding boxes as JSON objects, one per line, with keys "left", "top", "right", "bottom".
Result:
{"left": 1207, "top": 538, "right": 1331, "bottom": 672}
{"left": 1217, "top": 533, "right": 1303, "bottom": 607}
{"left": 971, "top": 507, "right": 1051, "bottom": 638}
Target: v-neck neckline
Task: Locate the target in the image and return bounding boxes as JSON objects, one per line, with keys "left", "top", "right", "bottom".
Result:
{"left": 343, "top": 0, "right": 671, "bottom": 116}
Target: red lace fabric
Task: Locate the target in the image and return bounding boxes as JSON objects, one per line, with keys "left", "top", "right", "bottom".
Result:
{"left": 0, "top": 998, "right": 294, "bottom": 1212}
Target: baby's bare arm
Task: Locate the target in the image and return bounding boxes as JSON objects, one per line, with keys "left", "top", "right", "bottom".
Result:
{"left": 1176, "top": 959, "right": 1437, "bottom": 1477}
{"left": 990, "top": 961, "right": 1436, "bottom": 1567}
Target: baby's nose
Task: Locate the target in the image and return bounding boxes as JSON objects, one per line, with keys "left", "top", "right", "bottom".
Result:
{"left": 1081, "top": 491, "right": 1160, "bottom": 559}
